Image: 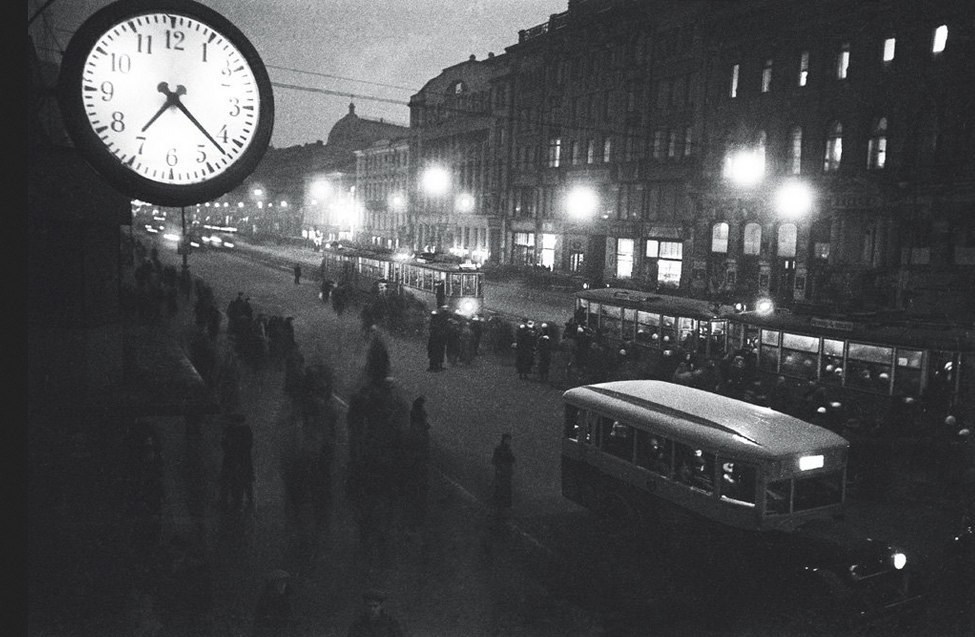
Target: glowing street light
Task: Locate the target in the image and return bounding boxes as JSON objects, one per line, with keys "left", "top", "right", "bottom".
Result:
{"left": 455, "top": 193, "right": 475, "bottom": 213}
{"left": 421, "top": 166, "right": 450, "bottom": 196}
{"left": 775, "top": 180, "right": 814, "bottom": 218}
{"left": 388, "top": 192, "right": 406, "bottom": 210}
{"left": 723, "top": 149, "right": 765, "bottom": 187}
{"left": 565, "top": 185, "right": 599, "bottom": 219}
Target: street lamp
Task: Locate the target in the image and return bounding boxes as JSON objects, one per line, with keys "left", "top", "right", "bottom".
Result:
{"left": 565, "top": 185, "right": 599, "bottom": 219}
{"left": 723, "top": 149, "right": 765, "bottom": 187}
{"left": 774, "top": 180, "right": 814, "bottom": 219}
{"left": 455, "top": 193, "right": 475, "bottom": 213}
{"left": 421, "top": 166, "right": 450, "bottom": 196}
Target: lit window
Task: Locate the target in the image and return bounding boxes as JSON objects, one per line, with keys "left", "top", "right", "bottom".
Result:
{"left": 712, "top": 222, "right": 729, "bottom": 253}
{"left": 836, "top": 43, "right": 850, "bottom": 79}
{"left": 683, "top": 127, "right": 693, "bottom": 157}
{"left": 790, "top": 126, "right": 803, "bottom": 175}
{"left": 603, "top": 137, "right": 612, "bottom": 163}
{"left": 883, "top": 37, "right": 896, "bottom": 64}
{"left": 653, "top": 130, "right": 666, "bottom": 159}
{"left": 743, "top": 223, "right": 762, "bottom": 255}
{"left": 548, "top": 137, "right": 562, "bottom": 168}
{"left": 932, "top": 25, "right": 948, "bottom": 55}
{"left": 867, "top": 117, "right": 888, "bottom": 170}
{"left": 616, "top": 238, "right": 634, "bottom": 278}
{"left": 571, "top": 140, "right": 582, "bottom": 165}
{"left": 646, "top": 239, "right": 659, "bottom": 258}
{"left": 824, "top": 121, "right": 843, "bottom": 172}
{"left": 761, "top": 58, "right": 773, "bottom": 93}
{"left": 798, "top": 50, "right": 809, "bottom": 86}
{"left": 586, "top": 139, "right": 595, "bottom": 164}
{"left": 668, "top": 130, "right": 678, "bottom": 158}
{"left": 778, "top": 224, "right": 797, "bottom": 258}
{"left": 730, "top": 63, "right": 740, "bottom": 98}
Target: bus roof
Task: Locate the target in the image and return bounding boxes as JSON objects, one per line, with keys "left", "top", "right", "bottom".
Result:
{"left": 575, "top": 288, "right": 733, "bottom": 318}
{"left": 563, "top": 380, "right": 848, "bottom": 461}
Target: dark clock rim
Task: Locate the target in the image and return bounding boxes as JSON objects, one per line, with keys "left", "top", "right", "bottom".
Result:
{"left": 57, "top": 0, "right": 274, "bottom": 208}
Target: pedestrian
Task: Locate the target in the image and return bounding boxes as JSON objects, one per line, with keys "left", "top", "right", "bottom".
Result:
{"left": 293, "top": 262, "right": 302, "bottom": 285}
{"left": 491, "top": 433, "right": 515, "bottom": 527}
{"left": 320, "top": 278, "right": 334, "bottom": 303}
{"left": 402, "top": 396, "right": 431, "bottom": 532}
{"left": 514, "top": 320, "right": 536, "bottom": 380}
{"left": 251, "top": 569, "right": 297, "bottom": 637}
{"left": 536, "top": 332, "right": 553, "bottom": 382}
{"left": 426, "top": 311, "right": 446, "bottom": 372}
{"left": 347, "top": 588, "right": 405, "bottom": 637}
{"left": 470, "top": 315, "right": 483, "bottom": 356}
{"left": 219, "top": 414, "right": 255, "bottom": 512}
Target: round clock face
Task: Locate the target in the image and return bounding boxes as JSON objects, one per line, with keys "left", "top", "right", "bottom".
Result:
{"left": 59, "top": 0, "right": 274, "bottom": 207}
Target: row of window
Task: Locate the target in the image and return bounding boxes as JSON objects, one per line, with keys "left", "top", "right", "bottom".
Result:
{"left": 729, "top": 24, "right": 950, "bottom": 98}
{"left": 711, "top": 222, "right": 798, "bottom": 258}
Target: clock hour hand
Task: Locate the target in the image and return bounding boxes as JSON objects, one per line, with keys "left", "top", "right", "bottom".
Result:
{"left": 140, "top": 82, "right": 181, "bottom": 133}
{"left": 171, "top": 86, "right": 227, "bottom": 155}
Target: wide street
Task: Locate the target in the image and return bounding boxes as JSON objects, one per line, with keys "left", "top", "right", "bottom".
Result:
{"left": 132, "top": 236, "right": 970, "bottom": 636}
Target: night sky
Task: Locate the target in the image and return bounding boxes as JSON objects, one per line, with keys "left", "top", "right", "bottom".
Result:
{"left": 28, "top": 0, "right": 568, "bottom": 148}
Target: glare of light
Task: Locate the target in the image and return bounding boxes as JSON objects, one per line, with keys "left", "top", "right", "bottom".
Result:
{"left": 565, "top": 185, "right": 599, "bottom": 219}
{"left": 892, "top": 553, "right": 907, "bottom": 570}
{"left": 389, "top": 193, "right": 406, "bottom": 210}
{"left": 280, "top": 201, "right": 288, "bottom": 208}
{"left": 798, "top": 455, "right": 824, "bottom": 471}
{"left": 162, "top": 233, "right": 180, "bottom": 242}
{"left": 756, "top": 298, "right": 774, "bottom": 315}
{"left": 455, "top": 193, "right": 475, "bottom": 212}
{"left": 723, "top": 149, "right": 765, "bottom": 187}
{"left": 933, "top": 25, "right": 947, "bottom": 54}
{"left": 422, "top": 166, "right": 450, "bottom": 196}
{"left": 238, "top": 202, "right": 244, "bottom": 208}
{"left": 204, "top": 202, "right": 210, "bottom": 207}
{"left": 223, "top": 241, "right": 235, "bottom": 249}
{"left": 459, "top": 299, "right": 477, "bottom": 316}
{"left": 224, "top": 202, "right": 229, "bottom": 207}
{"left": 253, "top": 188, "right": 263, "bottom": 197}
{"left": 775, "top": 181, "right": 814, "bottom": 218}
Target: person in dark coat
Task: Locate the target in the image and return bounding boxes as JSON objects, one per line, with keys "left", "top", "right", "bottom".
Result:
{"left": 536, "top": 332, "right": 553, "bottom": 382}
{"left": 347, "top": 589, "right": 404, "bottom": 637}
{"left": 251, "top": 570, "right": 297, "bottom": 637}
{"left": 293, "top": 263, "right": 302, "bottom": 285}
{"left": 403, "top": 396, "right": 431, "bottom": 531}
{"left": 470, "top": 315, "right": 483, "bottom": 356}
{"left": 491, "top": 433, "right": 515, "bottom": 523}
{"left": 426, "top": 311, "right": 446, "bottom": 372}
{"left": 320, "top": 278, "right": 335, "bottom": 303}
{"left": 219, "top": 414, "right": 254, "bottom": 512}
{"left": 514, "top": 321, "right": 536, "bottom": 380}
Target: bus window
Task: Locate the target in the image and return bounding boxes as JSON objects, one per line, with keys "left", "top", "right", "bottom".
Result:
{"left": 846, "top": 343, "right": 893, "bottom": 394}
{"left": 635, "top": 430, "right": 672, "bottom": 477}
{"left": 766, "top": 480, "right": 791, "bottom": 515}
{"left": 794, "top": 472, "right": 843, "bottom": 511}
{"left": 821, "top": 338, "right": 845, "bottom": 386}
{"left": 599, "top": 418, "right": 634, "bottom": 461}
{"left": 719, "top": 460, "right": 756, "bottom": 506}
{"left": 564, "top": 405, "right": 585, "bottom": 441}
{"left": 675, "top": 443, "right": 714, "bottom": 493}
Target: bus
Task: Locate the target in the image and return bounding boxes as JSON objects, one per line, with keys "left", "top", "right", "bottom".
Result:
{"left": 724, "top": 307, "right": 975, "bottom": 429}
{"left": 561, "top": 380, "right": 923, "bottom": 624}
{"left": 319, "top": 245, "right": 484, "bottom": 316}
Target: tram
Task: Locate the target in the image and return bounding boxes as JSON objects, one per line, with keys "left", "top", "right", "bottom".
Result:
{"left": 319, "top": 245, "right": 484, "bottom": 316}
{"left": 723, "top": 307, "right": 975, "bottom": 428}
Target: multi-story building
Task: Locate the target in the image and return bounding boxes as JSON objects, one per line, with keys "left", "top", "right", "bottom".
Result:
{"left": 409, "top": 53, "right": 508, "bottom": 263}
{"left": 695, "top": 0, "right": 975, "bottom": 315}
{"left": 354, "top": 136, "right": 411, "bottom": 250}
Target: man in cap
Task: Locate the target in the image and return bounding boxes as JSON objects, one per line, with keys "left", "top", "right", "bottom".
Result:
{"left": 347, "top": 588, "right": 404, "bottom": 637}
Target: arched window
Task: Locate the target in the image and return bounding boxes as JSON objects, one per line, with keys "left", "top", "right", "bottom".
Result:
{"left": 867, "top": 117, "right": 887, "bottom": 170}
{"left": 712, "top": 222, "right": 729, "bottom": 253}
{"left": 824, "top": 121, "right": 843, "bottom": 172}
{"left": 743, "top": 223, "right": 762, "bottom": 255}
{"left": 777, "top": 223, "right": 798, "bottom": 258}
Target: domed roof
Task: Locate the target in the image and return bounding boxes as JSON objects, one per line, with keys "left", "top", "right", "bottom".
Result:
{"left": 326, "top": 102, "right": 408, "bottom": 154}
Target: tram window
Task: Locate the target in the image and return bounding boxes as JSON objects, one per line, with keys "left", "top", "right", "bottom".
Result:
{"left": 719, "top": 460, "right": 756, "bottom": 506}
{"left": 638, "top": 311, "right": 660, "bottom": 345}
{"left": 678, "top": 317, "right": 697, "bottom": 350}
{"left": 661, "top": 315, "right": 677, "bottom": 347}
{"left": 622, "top": 308, "right": 637, "bottom": 341}
{"left": 599, "top": 418, "right": 634, "bottom": 461}
{"left": 821, "top": 338, "right": 845, "bottom": 386}
{"left": 894, "top": 349, "right": 923, "bottom": 397}
{"left": 587, "top": 302, "right": 600, "bottom": 330}
{"left": 765, "top": 480, "right": 791, "bottom": 515}
{"left": 794, "top": 472, "right": 843, "bottom": 511}
{"left": 675, "top": 443, "right": 714, "bottom": 493}
{"left": 635, "top": 430, "right": 672, "bottom": 477}
{"left": 710, "top": 320, "right": 727, "bottom": 353}
{"left": 601, "top": 305, "right": 622, "bottom": 339}
{"left": 781, "top": 334, "right": 819, "bottom": 379}
{"left": 847, "top": 343, "right": 893, "bottom": 393}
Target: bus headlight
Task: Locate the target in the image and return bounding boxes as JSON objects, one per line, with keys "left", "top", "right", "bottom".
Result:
{"left": 892, "top": 552, "right": 907, "bottom": 570}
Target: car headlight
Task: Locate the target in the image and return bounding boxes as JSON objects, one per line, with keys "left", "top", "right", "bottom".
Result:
{"left": 892, "top": 552, "right": 907, "bottom": 570}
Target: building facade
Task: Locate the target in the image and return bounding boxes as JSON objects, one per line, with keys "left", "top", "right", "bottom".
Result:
{"left": 354, "top": 137, "right": 411, "bottom": 250}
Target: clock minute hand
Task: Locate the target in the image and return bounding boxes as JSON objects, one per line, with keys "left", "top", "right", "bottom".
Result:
{"left": 171, "top": 86, "right": 227, "bottom": 155}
